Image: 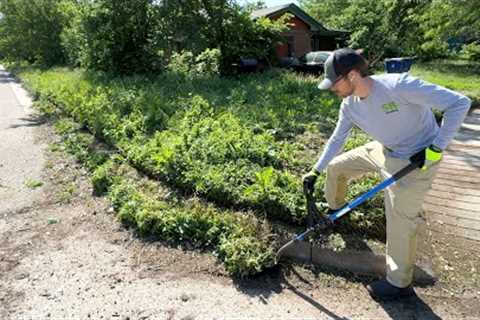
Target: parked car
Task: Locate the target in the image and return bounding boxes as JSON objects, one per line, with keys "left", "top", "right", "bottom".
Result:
{"left": 233, "top": 58, "right": 268, "bottom": 73}
{"left": 293, "top": 51, "right": 332, "bottom": 74}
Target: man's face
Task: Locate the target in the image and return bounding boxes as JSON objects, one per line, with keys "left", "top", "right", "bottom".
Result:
{"left": 330, "top": 73, "right": 354, "bottom": 98}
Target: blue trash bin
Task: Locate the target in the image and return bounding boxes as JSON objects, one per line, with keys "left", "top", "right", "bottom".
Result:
{"left": 384, "top": 57, "right": 414, "bottom": 73}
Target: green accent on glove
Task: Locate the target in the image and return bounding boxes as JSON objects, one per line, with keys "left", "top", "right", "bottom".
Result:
{"left": 421, "top": 146, "right": 442, "bottom": 171}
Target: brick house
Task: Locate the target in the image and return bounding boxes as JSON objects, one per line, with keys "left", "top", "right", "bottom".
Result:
{"left": 251, "top": 3, "right": 349, "bottom": 60}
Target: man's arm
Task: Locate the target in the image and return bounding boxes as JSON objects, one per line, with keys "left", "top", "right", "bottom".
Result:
{"left": 313, "top": 106, "right": 354, "bottom": 173}
{"left": 395, "top": 74, "right": 471, "bottom": 150}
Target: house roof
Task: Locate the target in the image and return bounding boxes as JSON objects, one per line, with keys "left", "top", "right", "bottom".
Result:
{"left": 251, "top": 3, "right": 349, "bottom": 37}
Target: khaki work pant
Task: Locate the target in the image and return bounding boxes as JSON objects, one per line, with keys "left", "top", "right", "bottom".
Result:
{"left": 324, "top": 141, "right": 438, "bottom": 287}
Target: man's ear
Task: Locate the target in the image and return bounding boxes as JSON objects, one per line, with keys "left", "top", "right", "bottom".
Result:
{"left": 347, "top": 70, "right": 356, "bottom": 82}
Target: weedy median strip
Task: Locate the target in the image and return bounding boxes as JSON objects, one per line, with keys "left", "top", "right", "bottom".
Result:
{"left": 11, "top": 65, "right": 391, "bottom": 277}
{"left": 51, "top": 117, "right": 276, "bottom": 277}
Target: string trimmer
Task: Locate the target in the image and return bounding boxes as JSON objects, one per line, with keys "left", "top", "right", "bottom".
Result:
{"left": 275, "top": 161, "right": 419, "bottom": 264}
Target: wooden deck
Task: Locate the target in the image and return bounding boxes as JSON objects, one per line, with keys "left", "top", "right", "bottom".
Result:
{"left": 423, "top": 108, "right": 480, "bottom": 243}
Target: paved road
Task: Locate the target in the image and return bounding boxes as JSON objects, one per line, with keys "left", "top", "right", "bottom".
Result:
{"left": 0, "top": 66, "right": 45, "bottom": 216}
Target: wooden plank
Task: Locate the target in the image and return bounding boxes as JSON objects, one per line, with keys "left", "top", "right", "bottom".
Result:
{"left": 429, "top": 184, "right": 480, "bottom": 197}
{"left": 437, "top": 163, "right": 480, "bottom": 172}
{"left": 429, "top": 211, "right": 480, "bottom": 230}
{"left": 463, "top": 115, "right": 480, "bottom": 125}
{"left": 442, "top": 154, "right": 480, "bottom": 164}
{"left": 469, "top": 108, "right": 480, "bottom": 115}
{"left": 423, "top": 202, "right": 480, "bottom": 219}
{"left": 435, "top": 172, "right": 480, "bottom": 184}
{"left": 430, "top": 204, "right": 480, "bottom": 222}
{"left": 445, "top": 145, "right": 480, "bottom": 152}
{"left": 440, "top": 158, "right": 480, "bottom": 169}
{"left": 437, "top": 167, "right": 480, "bottom": 176}
{"left": 426, "top": 190, "right": 480, "bottom": 204}
{"left": 424, "top": 196, "right": 480, "bottom": 212}
{"left": 428, "top": 221, "right": 480, "bottom": 242}
{"left": 460, "top": 122, "right": 480, "bottom": 132}
{"left": 452, "top": 136, "right": 480, "bottom": 146}
{"left": 432, "top": 178, "right": 478, "bottom": 189}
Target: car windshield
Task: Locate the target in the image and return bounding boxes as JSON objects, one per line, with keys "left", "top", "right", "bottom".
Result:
{"left": 299, "top": 52, "right": 332, "bottom": 64}
{"left": 317, "top": 53, "right": 330, "bottom": 61}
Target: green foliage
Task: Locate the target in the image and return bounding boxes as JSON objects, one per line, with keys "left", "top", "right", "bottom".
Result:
{"left": 60, "top": 0, "right": 161, "bottom": 74}
{"left": 301, "top": 0, "right": 478, "bottom": 62}
{"left": 219, "top": 14, "right": 289, "bottom": 73}
{"left": 218, "top": 232, "right": 274, "bottom": 276}
{"left": 299, "top": 0, "right": 350, "bottom": 30}
{"left": 19, "top": 66, "right": 392, "bottom": 238}
{"left": 47, "top": 114, "right": 275, "bottom": 276}
{"left": 24, "top": 179, "right": 43, "bottom": 189}
{"left": 419, "top": 39, "right": 450, "bottom": 60}
{"left": 166, "top": 48, "right": 221, "bottom": 77}
{"left": 243, "top": 167, "right": 303, "bottom": 221}
{"left": 157, "top": 0, "right": 288, "bottom": 74}
{"left": 166, "top": 51, "right": 195, "bottom": 75}
{"left": 109, "top": 178, "right": 274, "bottom": 277}
{"left": 461, "top": 42, "right": 480, "bottom": 62}
{"left": 58, "top": 0, "right": 88, "bottom": 67}
{"left": 194, "top": 48, "right": 222, "bottom": 76}
{"left": 91, "top": 155, "right": 125, "bottom": 195}
{"left": 0, "top": 0, "right": 69, "bottom": 65}
{"left": 133, "top": 96, "right": 305, "bottom": 222}
{"left": 417, "top": 0, "right": 480, "bottom": 60}
{"left": 300, "top": 0, "right": 427, "bottom": 64}
{"left": 1, "top": 0, "right": 286, "bottom": 74}
{"left": 410, "top": 60, "right": 480, "bottom": 105}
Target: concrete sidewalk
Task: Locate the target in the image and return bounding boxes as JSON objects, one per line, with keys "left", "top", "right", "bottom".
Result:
{"left": 0, "top": 66, "right": 45, "bottom": 215}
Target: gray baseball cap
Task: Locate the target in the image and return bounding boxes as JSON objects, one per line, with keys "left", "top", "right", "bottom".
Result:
{"left": 318, "top": 48, "right": 366, "bottom": 90}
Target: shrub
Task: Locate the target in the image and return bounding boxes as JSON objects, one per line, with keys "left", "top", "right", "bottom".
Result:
{"left": 166, "top": 51, "right": 195, "bottom": 75}
{"left": 461, "top": 41, "right": 480, "bottom": 61}
{"left": 419, "top": 39, "right": 450, "bottom": 60}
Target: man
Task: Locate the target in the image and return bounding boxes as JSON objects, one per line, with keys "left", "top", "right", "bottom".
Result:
{"left": 303, "top": 48, "right": 471, "bottom": 300}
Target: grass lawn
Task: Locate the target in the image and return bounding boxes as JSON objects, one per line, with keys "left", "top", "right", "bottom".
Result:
{"left": 410, "top": 59, "right": 480, "bottom": 107}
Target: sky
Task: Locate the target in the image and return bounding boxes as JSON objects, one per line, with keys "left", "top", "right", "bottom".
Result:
{"left": 263, "top": 0, "right": 299, "bottom": 6}
{"left": 238, "top": 0, "right": 299, "bottom": 8}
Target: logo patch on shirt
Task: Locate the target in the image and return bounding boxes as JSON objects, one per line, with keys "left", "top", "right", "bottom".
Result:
{"left": 382, "top": 102, "right": 399, "bottom": 114}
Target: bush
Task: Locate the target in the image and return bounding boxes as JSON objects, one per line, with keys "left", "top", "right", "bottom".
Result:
{"left": 166, "top": 51, "right": 195, "bottom": 75}
{"left": 419, "top": 39, "right": 450, "bottom": 60}
{"left": 461, "top": 41, "right": 480, "bottom": 61}
{"left": 194, "top": 48, "right": 221, "bottom": 76}
{"left": 109, "top": 178, "right": 275, "bottom": 277}
{"left": 130, "top": 96, "right": 306, "bottom": 223}
{"left": 166, "top": 48, "right": 221, "bottom": 77}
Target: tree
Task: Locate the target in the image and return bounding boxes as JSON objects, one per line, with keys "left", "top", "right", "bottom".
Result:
{"left": 299, "top": 0, "right": 429, "bottom": 64}
{"left": 417, "top": 0, "right": 480, "bottom": 59}
{"left": 156, "top": 0, "right": 288, "bottom": 74}
{"left": 0, "top": 0, "right": 68, "bottom": 65}
{"left": 299, "top": 0, "right": 350, "bottom": 30}
{"left": 75, "top": 0, "right": 160, "bottom": 74}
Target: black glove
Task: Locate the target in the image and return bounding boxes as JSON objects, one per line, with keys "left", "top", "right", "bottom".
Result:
{"left": 409, "top": 144, "right": 442, "bottom": 170}
{"left": 302, "top": 169, "right": 320, "bottom": 196}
